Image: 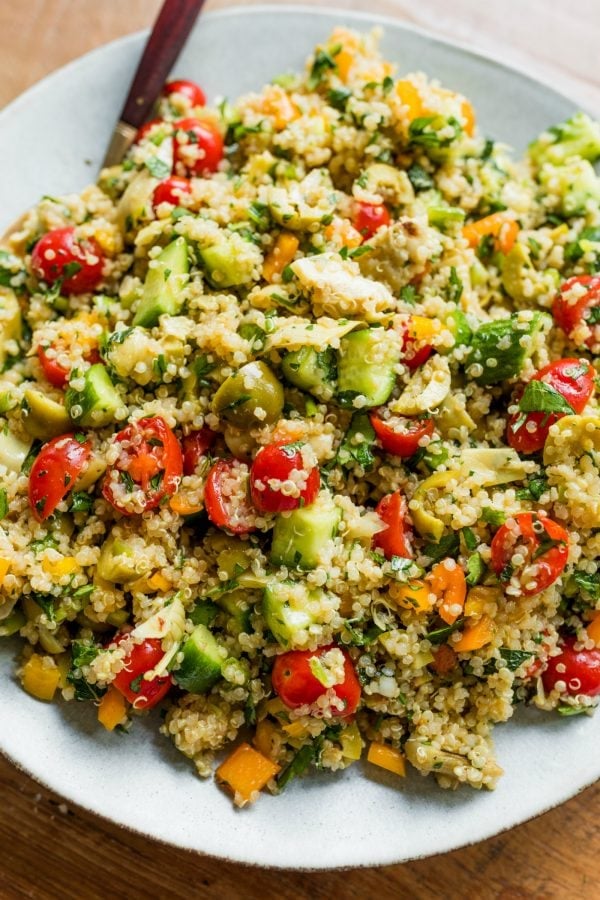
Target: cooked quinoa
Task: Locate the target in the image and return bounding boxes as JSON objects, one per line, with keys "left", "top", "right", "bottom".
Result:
{"left": 2, "top": 27, "right": 600, "bottom": 806}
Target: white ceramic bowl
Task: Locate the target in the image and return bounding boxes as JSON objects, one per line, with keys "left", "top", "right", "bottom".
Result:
{"left": 0, "top": 5, "right": 598, "bottom": 870}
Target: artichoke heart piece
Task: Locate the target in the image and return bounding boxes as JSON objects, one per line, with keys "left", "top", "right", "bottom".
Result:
{"left": 290, "top": 252, "right": 395, "bottom": 322}
{"left": 460, "top": 448, "right": 535, "bottom": 487}
{"left": 390, "top": 356, "right": 451, "bottom": 415}
{"left": 544, "top": 415, "right": 600, "bottom": 528}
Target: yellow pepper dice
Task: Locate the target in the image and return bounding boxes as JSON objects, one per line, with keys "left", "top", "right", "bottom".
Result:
{"left": 282, "top": 720, "right": 308, "bottom": 739}
{"left": 21, "top": 654, "right": 60, "bottom": 701}
{"left": 324, "top": 217, "right": 363, "bottom": 250}
{"left": 407, "top": 315, "right": 442, "bottom": 345}
{"left": 97, "top": 686, "right": 127, "bottom": 732}
{"left": 41, "top": 556, "right": 79, "bottom": 578}
{"left": 462, "top": 212, "right": 520, "bottom": 255}
{"left": 253, "top": 718, "right": 278, "bottom": 759}
{"left": 0, "top": 558, "right": 11, "bottom": 587}
{"left": 367, "top": 742, "right": 406, "bottom": 777}
{"left": 411, "top": 470, "right": 457, "bottom": 542}
{"left": 460, "top": 98, "right": 476, "bottom": 136}
{"left": 216, "top": 742, "right": 281, "bottom": 804}
{"left": 262, "top": 233, "right": 300, "bottom": 283}
{"left": 453, "top": 615, "right": 495, "bottom": 652}
{"left": 396, "top": 79, "right": 424, "bottom": 120}
{"left": 465, "top": 585, "right": 501, "bottom": 618}
{"left": 389, "top": 579, "right": 434, "bottom": 613}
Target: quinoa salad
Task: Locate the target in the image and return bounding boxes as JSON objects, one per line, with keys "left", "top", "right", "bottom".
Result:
{"left": 1, "top": 27, "right": 600, "bottom": 807}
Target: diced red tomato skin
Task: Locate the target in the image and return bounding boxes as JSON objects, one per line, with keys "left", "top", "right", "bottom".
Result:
{"left": 164, "top": 79, "right": 206, "bottom": 108}
{"left": 272, "top": 644, "right": 361, "bottom": 715}
{"left": 152, "top": 176, "right": 192, "bottom": 209}
{"left": 182, "top": 427, "right": 217, "bottom": 476}
{"left": 204, "top": 458, "right": 258, "bottom": 534}
{"left": 352, "top": 202, "right": 390, "bottom": 240}
{"left": 490, "top": 512, "right": 569, "bottom": 596}
{"left": 173, "top": 118, "right": 224, "bottom": 176}
{"left": 30, "top": 227, "right": 104, "bottom": 294}
{"left": 553, "top": 275, "right": 600, "bottom": 345}
{"left": 370, "top": 413, "right": 434, "bottom": 457}
{"left": 111, "top": 635, "right": 172, "bottom": 709}
{"left": 249, "top": 442, "right": 320, "bottom": 513}
{"left": 542, "top": 637, "right": 600, "bottom": 697}
{"left": 29, "top": 434, "right": 92, "bottom": 521}
{"left": 373, "top": 491, "right": 413, "bottom": 560}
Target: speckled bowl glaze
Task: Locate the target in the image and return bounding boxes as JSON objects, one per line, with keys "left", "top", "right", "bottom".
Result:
{"left": 0, "top": 5, "right": 597, "bottom": 870}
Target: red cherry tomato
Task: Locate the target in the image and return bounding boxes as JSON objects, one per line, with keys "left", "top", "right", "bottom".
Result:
{"left": 204, "top": 458, "right": 259, "bottom": 534}
{"left": 111, "top": 635, "right": 172, "bottom": 709}
{"left": 173, "top": 118, "right": 224, "bottom": 176}
{"left": 352, "top": 202, "right": 390, "bottom": 240}
{"left": 553, "top": 275, "right": 600, "bottom": 347}
{"left": 37, "top": 341, "right": 102, "bottom": 390}
{"left": 164, "top": 79, "right": 206, "bottom": 108}
{"left": 134, "top": 118, "right": 166, "bottom": 143}
{"left": 542, "top": 636, "right": 600, "bottom": 697}
{"left": 37, "top": 344, "right": 69, "bottom": 389}
{"left": 272, "top": 644, "right": 361, "bottom": 716}
{"left": 249, "top": 442, "right": 320, "bottom": 513}
{"left": 29, "top": 434, "right": 91, "bottom": 521}
{"left": 373, "top": 491, "right": 413, "bottom": 560}
{"left": 102, "top": 416, "right": 183, "bottom": 516}
{"left": 507, "top": 358, "right": 595, "bottom": 454}
{"left": 400, "top": 317, "right": 434, "bottom": 370}
{"left": 182, "top": 427, "right": 217, "bottom": 476}
{"left": 490, "top": 512, "right": 569, "bottom": 596}
{"left": 31, "top": 227, "right": 105, "bottom": 295}
{"left": 152, "top": 176, "right": 192, "bottom": 209}
{"left": 370, "top": 412, "right": 434, "bottom": 458}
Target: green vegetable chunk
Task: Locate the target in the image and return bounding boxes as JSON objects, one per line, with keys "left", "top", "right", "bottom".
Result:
{"left": 528, "top": 113, "right": 600, "bottom": 167}
{"left": 263, "top": 580, "right": 329, "bottom": 646}
{"left": 65, "top": 364, "right": 121, "bottom": 427}
{"left": 337, "top": 328, "right": 400, "bottom": 408}
{"left": 270, "top": 492, "right": 341, "bottom": 570}
{"left": 466, "top": 312, "right": 544, "bottom": 385}
{"left": 133, "top": 237, "right": 189, "bottom": 327}
{"left": 22, "top": 389, "right": 71, "bottom": 440}
{"left": 281, "top": 346, "right": 336, "bottom": 398}
{"left": 173, "top": 624, "right": 223, "bottom": 693}
{"left": 212, "top": 360, "right": 284, "bottom": 427}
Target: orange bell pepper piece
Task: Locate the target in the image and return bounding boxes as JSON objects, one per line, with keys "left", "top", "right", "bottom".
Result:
{"left": 427, "top": 560, "right": 467, "bottom": 625}
{"left": 389, "top": 579, "right": 434, "bottom": 613}
{"left": 98, "top": 687, "right": 127, "bottom": 732}
{"left": 587, "top": 612, "right": 600, "bottom": 647}
{"left": 463, "top": 212, "right": 520, "bottom": 255}
{"left": 367, "top": 742, "right": 406, "bottom": 777}
{"left": 216, "top": 742, "right": 280, "bottom": 804}
{"left": 453, "top": 615, "right": 495, "bottom": 652}
{"left": 262, "top": 233, "right": 299, "bottom": 283}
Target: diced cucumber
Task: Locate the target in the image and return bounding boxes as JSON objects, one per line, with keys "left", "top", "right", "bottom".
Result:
{"left": 263, "top": 580, "right": 328, "bottom": 647}
{"left": 133, "top": 237, "right": 189, "bottom": 327}
{"left": 427, "top": 205, "right": 465, "bottom": 231}
{"left": 199, "top": 236, "right": 258, "bottom": 288}
{"left": 270, "top": 492, "right": 341, "bottom": 570}
{"left": 0, "top": 429, "right": 32, "bottom": 473}
{"left": 0, "top": 289, "right": 22, "bottom": 367}
{"left": 337, "top": 328, "right": 400, "bottom": 408}
{"left": 65, "top": 364, "right": 121, "bottom": 427}
{"left": 173, "top": 624, "right": 223, "bottom": 693}
{"left": 443, "top": 309, "right": 472, "bottom": 350}
{"left": 281, "top": 346, "right": 336, "bottom": 398}
{"left": 466, "top": 312, "right": 545, "bottom": 385}
{"left": 215, "top": 589, "right": 252, "bottom": 635}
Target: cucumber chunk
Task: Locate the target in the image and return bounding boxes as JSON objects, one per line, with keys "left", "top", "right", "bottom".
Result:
{"left": 466, "top": 312, "right": 545, "bottom": 385}
{"left": 281, "top": 346, "right": 336, "bottom": 399}
{"left": 263, "top": 580, "right": 329, "bottom": 647}
{"left": 199, "top": 237, "right": 258, "bottom": 288}
{"left": 270, "top": 491, "right": 341, "bottom": 570}
{"left": 0, "top": 429, "right": 32, "bottom": 473}
{"left": 215, "top": 589, "right": 252, "bottom": 635}
{"left": 173, "top": 624, "right": 223, "bottom": 693}
{"left": 337, "top": 328, "right": 400, "bottom": 408}
{"left": 65, "top": 364, "right": 121, "bottom": 427}
{"left": 189, "top": 600, "right": 220, "bottom": 627}
{"left": 133, "top": 237, "right": 189, "bottom": 327}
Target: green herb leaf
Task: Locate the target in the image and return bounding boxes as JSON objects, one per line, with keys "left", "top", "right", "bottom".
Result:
{"left": 407, "top": 163, "right": 434, "bottom": 191}
{"left": 499, "top": 648, "right": 534, "bottom": 671}
{"left": 327, "top": 87, "right": 352, "bottom": 111}
{"left": 70, "top": 491, "right": 94, "bottom": 513}
{"left": 426, "top": 617, "right": 465, "bottom": 645}
{"left": 519, "top": 380, "right": 575, "bottom": 417}
{"left": 466, "top": 552, "right": 486, "bottom": 586}
{"left": 447, "top": 266, "right": 463, "bottom": 303}
{"left": 145, "top": 156, "right": 171, "bottom": 179}
{"left": 557, "top": 704, "right": 589, "bottom": 717}
{"left": 337, "top": 412, "right": 376, "bottom": 471}
{"left": 572, "top": 570, "right": 600, "bottom": 600}
{"left": 423, "top": 532, "right": 460, "bottom": 563}
{"left": 0, "top": 488, "right": 8, "bottom": 520}
{"left": 482, "top": 507, "right": 506, "bottom": 527}
{"left": 307, "top": 45, "right": 341, "bottom": 90}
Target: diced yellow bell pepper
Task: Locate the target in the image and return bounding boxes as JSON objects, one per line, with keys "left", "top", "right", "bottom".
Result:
{"left": 282, "top": 720, "right": 308, "bottom": 739}
{"left": 41, "top": 556, "right": 79, "bottom": 578}
{"left": 340, "top": 722, "right": 363, "bottom": 760}
{"left": 453, "top": 615, "right": 495, "bottom": 652}
{"left": 587, "top": 612, "right": 600, "bottom": 647}
{"left": 21, "top": 654, "right": 60, "bottom": 701}
{"left": 262, "top": 233, "right": 299, "bottom": 283}
{"left": 465, "top": 585, "right": 501, "bottom": 618}
{"left": 253, "top": 718, "right": 278, "bottom": 759}
{"left": 396, "top": 80, "right": 424, "bottom": 120}
{"left": 0, "top": 558, "right": 11, "bottom": 587}
{"left": 216, "top": 742, "right": 281, "bottom": 804}
{"left": 97, "top": 687, "right": 127, "bottom": 732}
{"left": 367, "top": 742, "right": 406, "bottom": 777}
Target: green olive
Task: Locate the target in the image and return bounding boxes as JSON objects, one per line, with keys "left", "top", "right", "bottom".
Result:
{"left": 211, "top": 361, "right": 284, "bottom": 427}
{"left": 22, "top": 389, "right": 71, "bottom": 440}
{"left": 96, "top": 533, "right": 151, "bottom": 584}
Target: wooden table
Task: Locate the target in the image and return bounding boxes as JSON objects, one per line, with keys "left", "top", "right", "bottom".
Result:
{"left": 1, "top": 2, "right": 598, "bottom": 897}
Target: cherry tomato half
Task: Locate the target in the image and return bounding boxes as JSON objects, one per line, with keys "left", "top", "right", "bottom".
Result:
{"left": 542, "top": 636, "right": 600, "bottom": 697}
{"left": 490, "top": 512, "right": 569, "bottom": 596}
{"left": 272, "top": 644, "right": 361, "bottom": 716}
{"left": 182, "top": 427, "right": 217, "bottom": 476}
{"left": 37, "top": 341, "right": 101, "bottom": 390}
{"left": 30, "top": 227, "right": 105, "bottom": 294}
{"left": 249, "top": 442, "right": 320, "bottom": 513}
{"left": 164, "top": 79, "right": 206, "bottom": 108}
{"left": 111, "top": 635, "right": 172, "bottom": 710}
{"left": 370, "top": 412, "right": 434, "bottom": 458}
{"left": 29, "top": 434, "right": 91, "bottom": 521}
{"left": 173, "top": 118, "right": 224, "bottom": 176}
{"left": 152, "top": 176, "right": 192, "bottom": 210}
{"left": 352, "top": 202, "right": 390, "bottom": 241}
{"left": 553, "top": 275, "right": 600, "bottom": 347}
{"left": 103, "top": 416, "right": 183, "bottom": 515}
{"left": 373, "top": 491, "right": 413, "bottom": 560}
{"left": 134, "top": 118, "right": 166, "bottom": 144}
{"left": 507, "top": 358, "right": 595, "bottom": 454}
{"left": 204, "top": 458, "right": 259, "bottom": 534}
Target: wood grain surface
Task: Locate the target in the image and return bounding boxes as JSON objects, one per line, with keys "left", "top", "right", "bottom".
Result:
{"left": 1, "top": 2, "right": 599, "bottom": 898}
